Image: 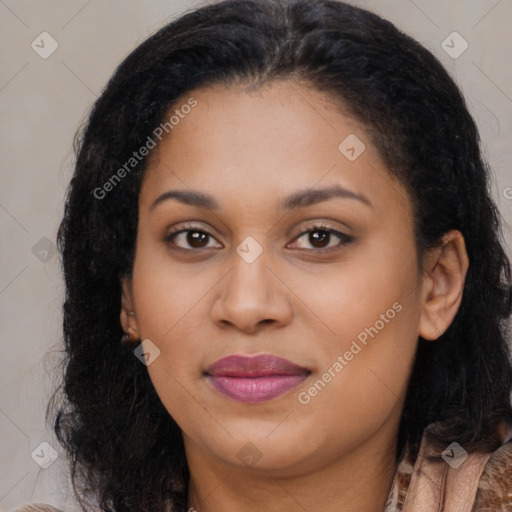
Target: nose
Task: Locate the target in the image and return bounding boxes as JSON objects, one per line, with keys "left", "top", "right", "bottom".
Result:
{"left": 209, "top": 245, "right": 293, "bottom": 334}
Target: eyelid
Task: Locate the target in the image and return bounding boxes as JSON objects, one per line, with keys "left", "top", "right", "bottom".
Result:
{"left": 165, "top": 220, "right": 218, "bottom": 234}
{"left": 164, "top": 222, "right": 223, "bottom": 246}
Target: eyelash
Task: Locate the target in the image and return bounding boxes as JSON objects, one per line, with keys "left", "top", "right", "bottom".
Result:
{"left": 163, "top": 223, "right": 355, "bottom": 253}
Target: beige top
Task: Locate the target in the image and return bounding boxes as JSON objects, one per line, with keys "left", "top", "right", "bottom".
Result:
{"left": 384, "top": 420, "right": 512, "bottom": 511}
{"left": 12, "top": 421, "right": 512, "bottom": 512}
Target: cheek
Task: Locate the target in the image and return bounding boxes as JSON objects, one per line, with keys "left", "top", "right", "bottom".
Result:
{"left": 131, "top": 234, "right": 208, "bottom": 341}
{"left": 294, "top": 235, "right": 421, "bottom": 414}
{"left": 130, "top": 243, "right": 205, "bottom": 388}
{"left": 293, "top": 294, "right": 419, "bottom": 457}
{"left": 295, "top": 235, "right": 418, "bottom": 355}
{"left": 316, "top": 264, "right": 419, "bottom": 428}
{"left": 131, "top": 253, "right": 209, "bottom": 431}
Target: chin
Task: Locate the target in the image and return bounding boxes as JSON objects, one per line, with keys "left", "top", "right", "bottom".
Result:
{"left": 197, "top": 421, "right": 329, "bottom": 474}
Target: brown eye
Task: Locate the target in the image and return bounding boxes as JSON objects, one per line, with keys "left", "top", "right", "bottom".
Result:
{"left": 185, "top": 230, "right": 209, "bottom": 248}
{"left": 309, "top": 229, "right": 330, "bottom": 248}
{"left": 288, "top": 226, "right": 354, "bottom": 252}
{"left": 164, "top": 227, "right": 222, "bottom": 250}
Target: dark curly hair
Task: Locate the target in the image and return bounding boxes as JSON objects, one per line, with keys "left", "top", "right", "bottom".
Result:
{"left": 47, "top": 0, "right": 512, "bottom": 511}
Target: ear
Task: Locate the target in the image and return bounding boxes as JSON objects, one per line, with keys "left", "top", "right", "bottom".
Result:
{"left": 418, "top": 230, "right": 469, "bottom": 340}
{"left": 120, "top": 276, "right": 140, "bottom": 342}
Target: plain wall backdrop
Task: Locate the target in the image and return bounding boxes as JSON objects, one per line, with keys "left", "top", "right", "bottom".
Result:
{"left": 1, "top": 0, "right": 511, "bottom": 510}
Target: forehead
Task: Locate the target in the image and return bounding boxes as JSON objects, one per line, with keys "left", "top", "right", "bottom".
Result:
{"left": 140, "top": 79, "right": 408, "bottom": 217}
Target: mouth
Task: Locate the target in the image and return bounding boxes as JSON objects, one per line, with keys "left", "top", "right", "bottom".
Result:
{"left": 205, "top": 354, "right": 311, "bottom": 403}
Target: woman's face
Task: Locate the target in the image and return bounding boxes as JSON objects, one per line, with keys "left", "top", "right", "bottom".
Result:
{"left": 123, "top": 79, "right": 426, "bottom": 475}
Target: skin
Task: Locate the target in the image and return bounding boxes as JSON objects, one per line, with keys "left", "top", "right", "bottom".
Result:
{"left": 120, "top": 79, "right": 469, "bottom": 512}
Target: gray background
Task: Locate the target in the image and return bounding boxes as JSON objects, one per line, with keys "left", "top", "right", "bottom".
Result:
{"left": 1, "top": 0, "right": 511, "bottom": 510}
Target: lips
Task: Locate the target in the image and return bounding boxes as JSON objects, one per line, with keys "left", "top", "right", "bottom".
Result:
{"left": 205, "top": 354, "right": 311, "bottom": 403}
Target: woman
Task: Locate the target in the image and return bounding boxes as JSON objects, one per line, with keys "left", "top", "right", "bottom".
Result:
{"left": 16, "top": 0, "right": 512, "bottom": 510}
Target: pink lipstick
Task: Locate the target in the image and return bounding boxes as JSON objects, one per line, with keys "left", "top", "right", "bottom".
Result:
{"left": 205, "top": 354, "right": 310, "bottom": 403}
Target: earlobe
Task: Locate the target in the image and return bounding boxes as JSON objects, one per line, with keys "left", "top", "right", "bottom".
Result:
{"left": 418, "top": 230, "right": 469, "bottom": 341}
{"left": 120, "top": 277, "right": 140, "bottom": 344}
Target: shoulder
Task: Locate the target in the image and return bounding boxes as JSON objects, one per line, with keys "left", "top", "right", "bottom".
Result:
{"left": 10, "top": 504, "right": 65, "bottom": 512}
{"left": 385, "top": 420, "right": 512, "bottom": 511}
{"left": 473, "top": 439, "right": 512, "bottom": 510}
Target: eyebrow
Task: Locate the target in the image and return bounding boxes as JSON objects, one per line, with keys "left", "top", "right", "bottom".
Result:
{"left": 150, "top": 189, "right": 217, "bottom": 212}
{"left": 282, "top": 185, "right": 372, "bottom": 210}
{"left": 149, "top": 184, "right": 372, "bottom": 212}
